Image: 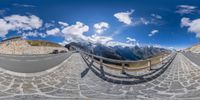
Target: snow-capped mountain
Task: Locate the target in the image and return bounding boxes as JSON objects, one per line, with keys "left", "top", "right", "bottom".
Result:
{"left": 66, "top": 42, "right": 171, "bottom": 60}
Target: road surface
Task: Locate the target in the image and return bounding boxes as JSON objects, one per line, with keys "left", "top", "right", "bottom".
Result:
{"left": 0, "top": 53, "right": 72, "bottom": 73}
{"left": 0, "top": 52, "right": 200, "bottom": 99}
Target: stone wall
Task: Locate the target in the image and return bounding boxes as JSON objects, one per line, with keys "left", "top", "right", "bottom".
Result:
{"left": 0, "top": 39, "right": 68, "bottom": 54}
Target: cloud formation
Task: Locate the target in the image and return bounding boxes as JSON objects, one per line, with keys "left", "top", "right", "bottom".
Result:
{"left": 13, "top": 3, "right": 36, "bottom": 8}
{"left": 46, "top": 28, "right": 60, "bottom": 36}
{"left": 126, "top": 37, "right": 136, "bottom": 43}
{"left": 151, "top": 14, "right": 162, "bottom": 19}
{"left": 58, "top": 21, "right": 68, "bottom": 27}
{"left": 176, "top": 5, "right": 197, "bottom": 15}
{"left": 114, "top": 10, "right": 134, "bottom": 25}
{"left": 0, "top": 14, "right": 43, "bottom": 37}
{"left": 61, "top": 21, "right": 89, "bottom": 42}
{"left": 93, "top": 22, "right": 109, "bottom": 34}
{"left": 140, "top": 18, "right": 150, "bottom": 25}
{"left": 89, "top": 34, "right": 113, "bottom": 44}
{"left": 181, "top": 17, "right": 200, "bottom": 37}
{"left": 22, "top": 31, "right": 46, "bottom": 39}
{"left": 148, "top": 30, "right": 159, "bottom": 37}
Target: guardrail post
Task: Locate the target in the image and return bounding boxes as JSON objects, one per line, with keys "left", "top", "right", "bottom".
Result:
{"left": 148, "top": 60, "right": 152, "bottom": 70}
{"left": 100, "top": 58, "right": 103, "bottom": 67}
{"left": 100, "top": 58, "right": 104, "bottom": 76}
{"left": 121, "top": 63, "right": 125, "bottom": 74}
{"left": 91, "top": 55, "right": 94, "bottom": 62}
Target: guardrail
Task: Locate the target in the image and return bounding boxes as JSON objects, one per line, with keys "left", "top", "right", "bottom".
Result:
{"left": 72, "top": 46, "right": 176, "bottom": 73}
{"left": 79, "top": 51, "right": 173, "bottom": 73}
{"left": 71, "top": 46, "right": 175, "bottom": 73}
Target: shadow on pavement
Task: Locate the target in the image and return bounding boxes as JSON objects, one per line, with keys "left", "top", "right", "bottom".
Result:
{"left": 81, "top": 53, "right": 176, "bottom": 85}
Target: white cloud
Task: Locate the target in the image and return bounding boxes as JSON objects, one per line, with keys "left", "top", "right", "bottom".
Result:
{"left": 140, "top": 18, "right": 150, "bottom": 25}
{"left": 93, "top": 22, "right": 109, "bottom": 34}
{"left": 44, "top": 23, "right": 54, "bottom": 28}
{"left": 4, "top": 15, "right": 42, "bottom": 30}
{"left": 61, "top": 21, "right": 89, "bottom": 42}
{"left": 135, "top": 17, "right": 162, "bottom": 26}
{"left": 59, "top": 40, "right": 69, "bottom": 46}
{"left": 22, "top": 31, "right": 46, "bottom": 39}
{"left": 106, "top": 41, "right": 139, "bottom": 47}
{"left": 181, "top": 17, "right": 200, "bottom": 38}
{"left": 114, "top": 10, "right": 134, "bottom": 25}
{"left": 59, "top": 21, "right": 138, "bottom": 47}
{"left": 181, "top": 17, "right": 190, "bottom": 27}
{"left": 126, "top": 37, "right": 136, "bottom": 43}
{"left": 176, "top": 5, "right": 197, "bottom": 15}
{"left": 0, "top": 19, "right": 14, "bottom": 37}
{"left": 22, "top": 31, "right": 37, "bottom": 38}
{"left": 88, "top": 34, "right": 113, "bottom": 44}
{"left": 0, "top": 14, "right": 42, "bottom": 38}
{"left": 148, "top": 30, "right": 159, "bottom": 37}
{"left": 46, "top": 28, "right": 60, "bottom": 36}
{"left": 58, "top": 21, "right": 68, "bottom": 27}
{"left": 151, "top": 14, "right": 162, "bottom": 19}
{"left": 13, "top": 3, "right": 36, "bottom": 8}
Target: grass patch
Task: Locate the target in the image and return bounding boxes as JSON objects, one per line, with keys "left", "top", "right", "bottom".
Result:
{"left": 27, "top": 40, "right": 62, "bottom": 47}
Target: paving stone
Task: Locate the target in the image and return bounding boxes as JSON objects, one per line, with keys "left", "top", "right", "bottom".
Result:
{"left": 0, "top": 91, "right": 11, "bottom": 96}
{"left": 21, "top": 83, "right": 37, "bottom": 94}
{"left": 154, "top": 86, "right": 168, "bottom": 91}
{"left": 39, "top": 87, "right": 57, "bottom": 93}
{"left": 62, "top": 83, "right": 78, "bottom": 90}
{"left": 186, "top": 83, "right": 199, "bottom": 90}
{"left": 79, "top": 84, "right": 90, "bottom": 90}
{"left": 0, "top": 77, "right": 5, "bottom": 82}
{"left": 152, "top": 80, "right": 160, "bottom": 85}
{"left": 0, "top": 85, "right": 7, "bottom": 90}
{"left": 11, "top": 84, "right": 20, "bottom": 88}
{"left": 5, "top": 88, "right": 21, "bottom": 94}
{"left": 1, "top": 81, "right": 11, "bottom": 86}
{"left": 160, "top": 83, "right": 169, "bottom": 87}
{"left": 2, "top": 94, "right": 56, "bottom": 100}
{"left": 175, "top": 90, "right": 200, "bottom": 98}
{"left": 14, "top": 79, "right": 23, "bottom": 83}
{"left": 0, "top": 52, "right": 199, "bottom": 100}
{"left": 46, "top": 89, "right": 80, "bottom": 97}
{"left": 37, "top": 83, "right": 49, "bottom": 88}
{"left": 170, "top": 81, "right": 184, "bottom": 90}
{"left": 140, "top": 89, "right": 158, "bottom": 94}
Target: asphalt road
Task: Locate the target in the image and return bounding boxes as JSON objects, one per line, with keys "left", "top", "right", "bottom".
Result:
{"left": 182, "top": 51, "right": 200, "bottom": 66}
{"left": 0, "top": 52, "right": 72, "bottom": 73}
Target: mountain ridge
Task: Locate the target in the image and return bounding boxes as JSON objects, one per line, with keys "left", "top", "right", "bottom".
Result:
{"left": 66, "top": 42, "right": 171, "bottom": 61}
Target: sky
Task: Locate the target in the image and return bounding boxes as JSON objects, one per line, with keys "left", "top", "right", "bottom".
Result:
{"left": 0, "top": 0, "right": 200, "bottom": 50}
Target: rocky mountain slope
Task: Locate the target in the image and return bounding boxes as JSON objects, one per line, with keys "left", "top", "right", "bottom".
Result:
{"left": 66, "top": 42, "right": 171, "bottom": 61}
{"left": 184, "top": 44, "right": 200, "bottom": 53}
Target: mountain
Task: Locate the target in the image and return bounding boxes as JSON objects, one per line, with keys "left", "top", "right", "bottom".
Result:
{"left": 66, "top": 42, "right": 171, "bottom": 61}
{"left": 184, "top": 44, "right": 200, "bottom": 53}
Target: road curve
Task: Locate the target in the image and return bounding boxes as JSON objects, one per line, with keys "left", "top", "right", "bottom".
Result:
{"left": 0, "top": 53, "right": 72, "bottom": 73}
{"left": 1, "top": 52, "right": 200, "bottom": 99}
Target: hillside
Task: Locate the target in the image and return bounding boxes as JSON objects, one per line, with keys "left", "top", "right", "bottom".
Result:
{"left": 27, "top": 40, "right": 62, "bottom": 47}
{"left": 184, "top": 44, "right": 200, "bottom": 53}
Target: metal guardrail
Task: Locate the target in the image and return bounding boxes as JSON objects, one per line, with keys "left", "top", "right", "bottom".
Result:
{"left": 71, "top": 46, "right": 175, "bottom": 73}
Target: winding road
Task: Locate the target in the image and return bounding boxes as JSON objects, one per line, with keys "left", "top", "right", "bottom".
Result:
{"left": 0, "top": 52, "right": 200, "bottom": 99}
{"left": 0, "top": 53, "right": 72, "bottom": 73}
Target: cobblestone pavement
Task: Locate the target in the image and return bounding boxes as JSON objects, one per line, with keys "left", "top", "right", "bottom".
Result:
{"left": 0, "top": 52, "right": 200, "bottom": 99}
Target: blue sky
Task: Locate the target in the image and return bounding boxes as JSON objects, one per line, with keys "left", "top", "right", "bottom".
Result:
{"left": 0, "top": 0, "right": 200, "bottom": 49}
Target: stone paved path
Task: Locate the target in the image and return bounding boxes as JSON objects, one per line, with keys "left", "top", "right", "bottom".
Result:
{"left": 0, "top": 52, "right": 200, "bottom": 99}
